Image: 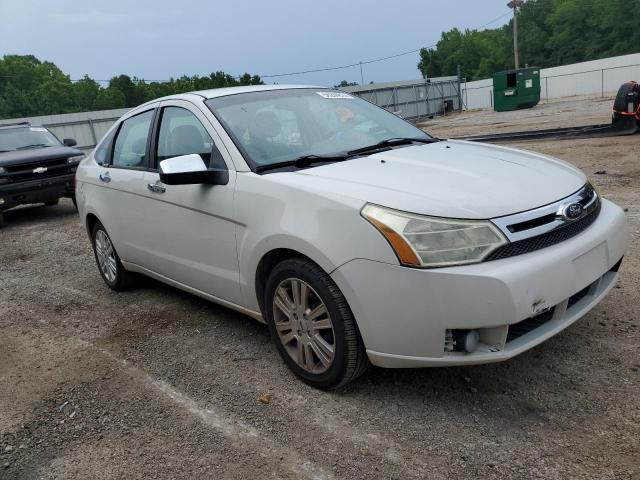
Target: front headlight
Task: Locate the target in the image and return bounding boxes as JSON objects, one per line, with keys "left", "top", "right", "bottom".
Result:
{"left": 0, "top": 167, "right": 6, "bottom": 174}
{"left": 67, "top": 154, "right": 86, "bottom": 164}
{"left": 361, "top": 204, "right": 508, "bottom": 268}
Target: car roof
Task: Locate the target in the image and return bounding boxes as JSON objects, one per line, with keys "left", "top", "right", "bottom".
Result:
{"left": 130, "top": 84, "right": 332, "bottom": 116}
{"left": 0, "top": 121, "right": 32, "bottom": 130}
{"left": 140, "top": 85, "right": 328, "bottom": 106}
{"left": 191, "top": 84, "right": 327, "bottom": 99}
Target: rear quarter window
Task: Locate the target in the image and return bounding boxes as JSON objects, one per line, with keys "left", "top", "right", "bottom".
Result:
{"left": 94, "top": 128, "right": 117, "bottom": 165}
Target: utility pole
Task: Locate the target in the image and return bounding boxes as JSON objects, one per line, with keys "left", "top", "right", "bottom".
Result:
{"left": 359, "top": 61, "right": 364, "bottom": 85}
{"left": 507, "top": 0, "right": 524, "bottom": 69}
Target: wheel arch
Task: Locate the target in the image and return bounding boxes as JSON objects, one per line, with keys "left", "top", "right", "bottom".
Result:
{"left": 254, "top": 248, "right": 324, "bottom": 315}
{"left": 85, "top": 212, "right": 100, "bottom": 239}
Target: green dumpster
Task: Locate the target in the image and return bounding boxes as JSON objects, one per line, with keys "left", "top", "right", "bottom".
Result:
{"left": 493, "top": 67, "right": 541, "bottom": 112}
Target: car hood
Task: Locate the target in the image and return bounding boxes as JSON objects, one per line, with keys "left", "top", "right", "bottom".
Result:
{"left": 292, "top": 140, "right": 587, "bottom": 219}
{"left": 0, "top": 146, "right": 83, "bottom": 167}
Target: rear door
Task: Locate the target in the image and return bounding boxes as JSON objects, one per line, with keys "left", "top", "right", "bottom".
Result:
{"left": 89, "top": 107, "right": 157, "bottom": 262}
{"left": 137, "top": 100, "right": 241, "bottom": 304}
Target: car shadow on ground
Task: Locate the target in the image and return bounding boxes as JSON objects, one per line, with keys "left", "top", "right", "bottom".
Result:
{"left": 99, "top": 269, "right": 599, "bottom": 429}
{"left": 2, "top": 200, "right": 78, "bottom": 229}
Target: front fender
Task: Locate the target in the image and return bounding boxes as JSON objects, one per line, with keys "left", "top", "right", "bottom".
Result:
{"left": 234, "top": 172, "right": 398, "bottom": 312}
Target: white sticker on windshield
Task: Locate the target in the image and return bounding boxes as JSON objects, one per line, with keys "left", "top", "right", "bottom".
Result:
{"left": 30, "top": 127, "right": 47, "bottom": 132}
{"left": 316, "top": 91, "right": 354, "bottom": 99}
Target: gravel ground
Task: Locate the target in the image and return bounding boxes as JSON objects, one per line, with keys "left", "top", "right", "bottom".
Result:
{"left": 1, "top": 96, "right": 639, "bottom": 479}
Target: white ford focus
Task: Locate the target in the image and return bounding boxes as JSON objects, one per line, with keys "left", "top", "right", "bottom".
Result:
{"left": 76, "top": 85, "right": 628, "bottom": 388}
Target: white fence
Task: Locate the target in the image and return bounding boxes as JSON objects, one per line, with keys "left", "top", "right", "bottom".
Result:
{"left": 462, "top": 53, "right": 640, "bottom": 110}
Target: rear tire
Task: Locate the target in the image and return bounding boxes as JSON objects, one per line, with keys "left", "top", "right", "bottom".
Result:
{"left": 91, "top": 221, "right": 134, "bottom": 291}
{"left": 264, "top": 257, "right": 369, "bottom": 389}
{"left": 613, "top": 81, "right": 639, "bottom": 115}
{"left": 0, "top": 211, "right": 4, "bottom": 228}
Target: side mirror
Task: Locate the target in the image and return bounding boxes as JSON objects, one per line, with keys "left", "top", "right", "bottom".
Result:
{"left": 63, "top": 138, "right": 77, "bottom": 147}
{"left": 159, "top": 154, "right": 229, "bottom": 186}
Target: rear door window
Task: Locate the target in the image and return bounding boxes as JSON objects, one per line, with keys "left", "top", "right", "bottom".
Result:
{"left": 112, "top": 110, "right": 154, "bottom": 168}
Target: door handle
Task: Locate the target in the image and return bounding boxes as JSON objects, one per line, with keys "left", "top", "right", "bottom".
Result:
{"left": 147, "top": 182, "right": 166, "bottom": 194}
{"left": 99, "top": 173, "right": 111, "bottom": 183}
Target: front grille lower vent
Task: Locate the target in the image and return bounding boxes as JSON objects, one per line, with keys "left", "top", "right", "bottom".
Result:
{"left": 567, "top": 285, "right": 591, "bottom": 309}
{"left": 506, "top": 308, "right": 555, "bottom": 343}
{"left": 486, "top": 202, "right": 601, "bottom": 261}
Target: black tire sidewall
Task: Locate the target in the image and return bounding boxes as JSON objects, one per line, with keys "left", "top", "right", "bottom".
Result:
{"left": 264, "top": 259, "right": 350, "bottom": 389}
{"left": 613, "top": 82, "right": 637, "bottom": 113}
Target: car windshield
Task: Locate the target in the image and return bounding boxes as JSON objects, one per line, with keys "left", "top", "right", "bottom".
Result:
{"left": 205, "top": 89, "right": 432, "bottom": 169}
{"left": 0, "top": 126, "right": 61, "bottom": 152}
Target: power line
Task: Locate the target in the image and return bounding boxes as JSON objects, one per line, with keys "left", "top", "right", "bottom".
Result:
{"left": 261, "top": 47, "right": 429, "bottom": 79}
{"left": 476, "top": 11, "right": 512, "bottom": 31}
{"left": 260, "top": 11, "right": 513, "bottom": 79}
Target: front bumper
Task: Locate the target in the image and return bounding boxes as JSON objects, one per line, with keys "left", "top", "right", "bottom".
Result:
{"left": 331, "top": 199, "right": 628, "bottom": 368}
{"left": 0, "top": 174, "right": 75, "bottom": 209}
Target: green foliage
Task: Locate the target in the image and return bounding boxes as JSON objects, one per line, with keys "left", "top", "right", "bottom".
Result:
{"left": 335, "top": 80, "right": 359, "bottom": 88}
{"left": 0, "top": 55, "right": 264, "bottom": 119}
{"left": 418, "top": 0, "right": 640, "bottom": 80}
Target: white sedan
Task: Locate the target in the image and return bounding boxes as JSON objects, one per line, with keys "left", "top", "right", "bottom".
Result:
{"left": 76, "top": 85, "right": 628, "bottom": 389}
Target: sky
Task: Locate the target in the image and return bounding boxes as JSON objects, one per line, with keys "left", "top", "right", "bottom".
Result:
{"left": 0, "top": 0, "right": 512, "bottom": 87}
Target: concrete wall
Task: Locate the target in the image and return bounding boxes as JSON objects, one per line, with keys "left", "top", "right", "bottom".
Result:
{"left": 461, "top": 53, "right": 640, "bottom": 110}
{"left": 0, "top": 108, "right": 130, "bottom": 152}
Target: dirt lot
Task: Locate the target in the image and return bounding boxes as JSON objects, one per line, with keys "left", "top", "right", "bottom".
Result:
{"left": 1, "top": 97, "right": 639, "bottom": 479}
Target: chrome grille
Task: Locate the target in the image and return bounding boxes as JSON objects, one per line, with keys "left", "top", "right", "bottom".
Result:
{"left": 487, "top": 184, "right": 600, "bottom": 261}
{"left": 486, "top": 203, "right": 600, "bottom": 261}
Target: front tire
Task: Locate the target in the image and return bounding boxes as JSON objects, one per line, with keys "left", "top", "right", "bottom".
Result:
{"left": 265, "top": 257, "right": 369, "bottom": 389}
{"left": 91, "top": 222, "right": 133, "bottom": 291}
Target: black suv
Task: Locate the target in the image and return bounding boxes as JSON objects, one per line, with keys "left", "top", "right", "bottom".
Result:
{"left": 0, "top": 122, "right": 85, "bottom": 227}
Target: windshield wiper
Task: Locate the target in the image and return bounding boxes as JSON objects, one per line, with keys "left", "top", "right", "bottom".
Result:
{"left": 255, "top": 153, "right": 348, "bottom": 173}
{"left": 347, "top": 137, "right": 439, "bottom": 155}
{"left": 15, "top": 143, "right": 48, "bottom": 150}
{"left": 255, "top": 137, "right": 439, "bottom": 173}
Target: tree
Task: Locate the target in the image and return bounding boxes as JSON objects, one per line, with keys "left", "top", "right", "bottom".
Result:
{"left": 72, "top": 75, "right": 101, "bottom": 111}
{"left": 335, "top": 80, "right": 359, "bottom": 88}
{"left": 417, "top": 0, "right": 640, "bottom": 80}
{"left": 0, "top": 54, "right": 264, "bottom": 119}
{"left": 93, "top": 87, "right": 126, "bottom": 110}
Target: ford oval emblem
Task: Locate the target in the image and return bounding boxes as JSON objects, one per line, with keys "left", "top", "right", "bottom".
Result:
{"left": 563, "top": 202, "right": 584, "bottom": 220}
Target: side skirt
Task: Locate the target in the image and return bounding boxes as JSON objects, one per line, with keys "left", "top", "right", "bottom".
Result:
{"left": 121, "top": 261, "right": 265, "bottom": 323}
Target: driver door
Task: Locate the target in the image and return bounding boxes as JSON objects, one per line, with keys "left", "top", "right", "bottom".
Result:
{"left": 137, "top": 100, "right": 241, "bottom": 304}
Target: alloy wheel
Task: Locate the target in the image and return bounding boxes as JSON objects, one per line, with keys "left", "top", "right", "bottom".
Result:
{"left": 95, "top": 230, "right": 117, "bottom": 283}
{"left": 272, "top": 278, "right": 336, "bottom": 374}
